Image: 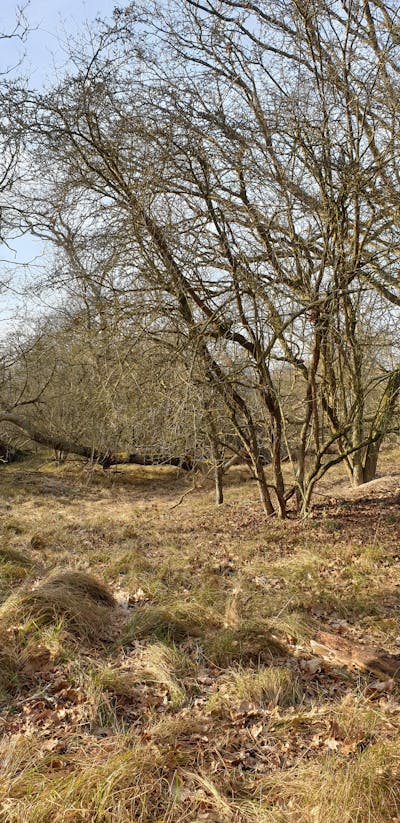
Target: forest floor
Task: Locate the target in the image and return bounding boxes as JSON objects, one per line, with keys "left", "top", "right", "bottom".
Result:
{"left": 0, "top": 450, "right": 399, "bottom": 822}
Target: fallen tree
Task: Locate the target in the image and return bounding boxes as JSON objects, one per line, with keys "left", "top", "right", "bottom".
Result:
{"left": 310, "top": 631, "right": 400, "bottom": 682}
{"left": 0, "top": 412, "right": 193, "bottom": 471}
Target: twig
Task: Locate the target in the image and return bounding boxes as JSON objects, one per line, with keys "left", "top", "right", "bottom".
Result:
{"left": 169, "top": 480, "right": 197, "bottom": 510}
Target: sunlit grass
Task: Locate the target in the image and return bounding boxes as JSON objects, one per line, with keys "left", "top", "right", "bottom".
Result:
{"left": 207, "top": 664, "right": 303, "bottom": 714}
{"left": 258, "top": 741, "right": 400, "bottom": 822}
{"left": 0, "top": 453, "right": 399, "bottom": 822}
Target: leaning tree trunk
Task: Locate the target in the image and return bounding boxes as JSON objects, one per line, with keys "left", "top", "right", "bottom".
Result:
{"left": 0, "top": 412, "right": 193, "bottom": 470}
{"left": 250, "top": 453, "right": 274, "bottom": 516}
{"left": 362, "top": 440, "right": 381, "bottom": 484}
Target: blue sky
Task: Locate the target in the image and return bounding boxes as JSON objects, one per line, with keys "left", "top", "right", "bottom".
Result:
{"left": 1, "top": 1, "right": 119, "bottom": 331}
{"left": 1, "top": 0, "right": 114, "bottom": 84}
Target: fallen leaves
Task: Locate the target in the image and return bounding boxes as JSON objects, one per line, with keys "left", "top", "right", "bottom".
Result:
{"left": 20, "top": 646, "right": 52, "bottom": 676}
{"left": 0, "top": 463, "right": 400, "bottom": 822}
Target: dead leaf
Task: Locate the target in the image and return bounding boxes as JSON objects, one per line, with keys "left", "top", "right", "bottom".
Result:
{"left": 61, "top": 688, "right": 85, "bottom": 704}
{"left": 21, "top": 646, "right": 52, "bottom": 675}
{"left": 365, "top": 678, "right": 395, "bottom": 694}
{"left": 50, "top": 677, "right": 69, "bottom": 693}
{"left": 250, "top": 722, "right": 264, "bottom": 739}
{"left": 129, "top": 587, "right": 146, "bottom": 604}
{"left": 325, "top": 737, "right": 340, "bottom": 751}
{"left": 300, "top": 657, "right": 323, "bottom": 674}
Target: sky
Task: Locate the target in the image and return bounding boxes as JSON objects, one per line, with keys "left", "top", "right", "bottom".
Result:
{"left": 1, "top": 0, "right": 112, "bottom": 85}
{"left": 0, "top": 0, "right": 118, "bottom": 333}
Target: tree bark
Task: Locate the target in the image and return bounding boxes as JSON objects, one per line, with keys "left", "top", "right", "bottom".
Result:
{"left": 253, "top": 457, "right": 275, "bottom": 516}
{"left": 347, "top": 367, "right": 400, "bottom": 487}
{"left": 311, "top": 631, "right": 400, "bottom": 681}
{"left": 204, "top": 404, "right": 224, "bottom": 505}
{"left": 362, "top": 440, "right": 381, "bottom": 484}
{"left": 215, "top": 464, "right": 224, "bottom": 505}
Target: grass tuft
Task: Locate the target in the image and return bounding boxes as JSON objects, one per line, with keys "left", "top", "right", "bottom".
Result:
{"left": 260, "top": 742, "right": 400, "bottom": 822}
{"left": 126, "top": 600, "right": 221, "bottom": 643}
{"left": 208, "top": 664, "right": 303, "bottom": 714}
{"left": 0, "top": 546, "right": 32, "bottom": 567}
{"left": 0, "top": 634, "right": 19, "bottom": 700}
{"left": 135, "top": 642, "right": 193, "bottom": 707}
{"left": 205, "top": 622, "right": 286, "bottom": 666}
{"left": 0, "top": 738, "right": 167, "bottom": 822}
{"left": 41, "top": 570, "right": 116, "bottom": 606}
{"left": 13, "top": 570, "right": 116, "bottom": 642}
{"left": 96, "top": 641, "right": 194, "bottom": 709}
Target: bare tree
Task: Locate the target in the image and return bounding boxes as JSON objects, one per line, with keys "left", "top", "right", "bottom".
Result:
{"left": 0, "top": 4, "right": 30, "bottom": 242}
{"left": 6, "top": 0, "right": 400, "bottom": 514}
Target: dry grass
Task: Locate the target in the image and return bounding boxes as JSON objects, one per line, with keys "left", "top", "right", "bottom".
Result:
{"left": 258, "top": 742, "right": 400, "bottom": 822}
{"left": 204, "top": 623, "right": 286, "bottom": 666}
{"left": 207, "top": 664, "right": 303, "bottom": 716}
{"left": 1, "top": 569, "right": 117, "bottom": 644}
{"left": 0, "top": 452, "right": 399, "bottom": 821}
{"left": 126, "top": 599, "right": 222, "bottom": 642}
{"left": 0, "top": 546, "right": 33, "bottom": 567}
{"left": 96, "top": 642, "right": 194, "bottom": 708}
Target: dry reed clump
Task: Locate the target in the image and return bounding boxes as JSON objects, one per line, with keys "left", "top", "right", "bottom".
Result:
{"left": 208, "top": 665, "right": 303, "bottom": 715}
{"left": 85, "top": 647, "right": 199, "bottom": 741}
{"left": 0, "top": 737, "right": 167, "bottom": 823}
{"left": 0, "top": 632, "right": 19, "bottom": 700}
{"left": 126, "top": 600, "right": 221, "bottom": 643}
{"left": 0, "top": 564, "right": 31, "bottom": 598}
{"left": 44, "top": 570, "right": 115, "bottom": 606}
{"left": 17, "top": 570, "right": 116, "bottom": 642}
{"left": 127, "top": 604, "right": 287, "bottom": 671}
{"left": 135, "top": 642, "right": 194, "bottom": 706}
{"left": 0, "top": 738, "right": 169, "bottom": 822}
{"left": 0, "top": 546, "right": 33, "bottom": 567}
{"left": 0, "top": 546, "right": 34, "bottom": 603}
{"left": 205, "top": 622, "right": 286, "bottom": 667}
{"left": 98, "top": 642, "right": 195, "bottom": 708}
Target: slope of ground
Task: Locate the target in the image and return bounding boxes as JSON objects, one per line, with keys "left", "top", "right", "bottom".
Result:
{"left": 0, "top": 454, "right": 399, "bottom": 822}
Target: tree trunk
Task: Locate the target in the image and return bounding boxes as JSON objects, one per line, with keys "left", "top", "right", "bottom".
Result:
{"left": 347, "top": 367, "right": 400, "bottom": 486}
{"left": 299, "top": 478, "right": 317, "bottom": 517}
{"left": 253, "top": 457, "right": 274, "bottom": 516}
{"left": 311, "top": 631, "right": 400, "bottom": 681}
{"left": 362, "top": 439, "right": 381, "bottom": 483}
{"left": 215, "top": 464, "right": 224, "bottom": 505}
{"left": 351, "top": 455, "right": 365, "bottom": 487}
{"left": 204, "top": 404, "right": 224, "bottom": 505}
{"left": 271, "top": 420, "right": 286, "bottom": 518}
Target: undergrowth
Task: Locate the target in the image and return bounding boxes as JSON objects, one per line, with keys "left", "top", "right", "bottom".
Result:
{"left": 0, "top": 456, "right": 399, "bottom": 821}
